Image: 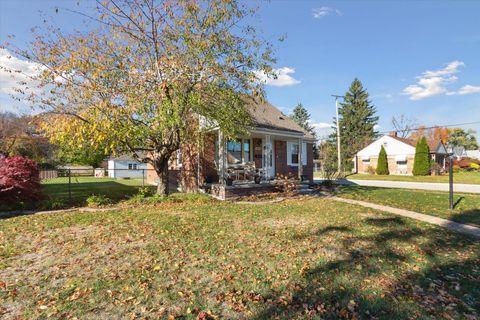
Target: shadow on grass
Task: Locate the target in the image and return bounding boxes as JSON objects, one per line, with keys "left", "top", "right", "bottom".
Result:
{"left": 1, "top": 180, "right": 158, "bottom": 216}
{"left": 253, "top": 215, "right": 480, "bottom": 319}
{"left": 453, "top": 196, "right": 464, "bottom": 209}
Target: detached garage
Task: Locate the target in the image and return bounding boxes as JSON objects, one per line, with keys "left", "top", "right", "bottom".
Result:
{"left": 107, "top": 155, "right": 147, "bottom": 179}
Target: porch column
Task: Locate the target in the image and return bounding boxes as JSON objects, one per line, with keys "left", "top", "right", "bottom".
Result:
{"left": 298, "top": 138, "right": 303, "bottom": 180}
{"left": 218, "top": 130, "right": 226, "bottom": 184}
{"left": 263, "top": 134, "right": 271, "bottom": 179}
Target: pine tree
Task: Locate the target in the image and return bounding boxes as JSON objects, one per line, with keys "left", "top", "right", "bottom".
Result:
{"left": 413, "top": 137, "right": 430, "bottom": 176}
{"left": 291, "top": 103, "right": 314, "bottom": 134}
{"left": 376, "top": 145, "right": 389, "bottom": 175}
{"left": 330, "top": 78, "right": 379, "bottom": 171}
{"left": 290, "top": 103, "right": 318, "bottom": 158}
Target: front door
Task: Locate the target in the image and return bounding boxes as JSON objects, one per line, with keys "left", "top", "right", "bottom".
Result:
{"left": 262, "top": 136, "right": 275, "bottom": 178}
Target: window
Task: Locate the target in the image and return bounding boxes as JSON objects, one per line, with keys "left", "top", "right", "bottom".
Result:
{"left": 128, "top": 163, "right": 138, "bottom": 170}
{"left": 291, "top": 144, "right": 299, "bottom": 165}
{"left": 287, "top": 142, "right": 307, "bottom": 166}
{"left": 227, "top": 139, "right": 251, "bottom": 165}
{"left": 176, "top": 149, "right": 182, "bottom": 167}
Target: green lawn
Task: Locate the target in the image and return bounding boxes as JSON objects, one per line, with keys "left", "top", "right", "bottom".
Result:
{"left": 336, "top": 185, "right": 480, "bottom": 226}
{"left": 345, "top": 171, "right": 480, "bottom": 184}
{"left": 1, "top": 177, "right": 155, "bottom": 211}
{"left": 1, "top": 196, "right": 478, "bottom": 319}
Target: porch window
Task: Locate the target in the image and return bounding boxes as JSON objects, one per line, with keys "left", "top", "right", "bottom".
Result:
{"left": 287, "top": 142, "right": 307, "bottom": 166}
{"left": 128, "top": 163, "right": 138, "bottom": 170}
{"left": 227, "top": 139, "right": 251, "bottom": 165}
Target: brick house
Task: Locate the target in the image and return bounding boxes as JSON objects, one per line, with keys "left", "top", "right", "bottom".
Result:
{"left": 146, "top": 98, "right": 316, "bottom": 199}
{"left": 354, "top": 132, "right": 448, "bottom": 175}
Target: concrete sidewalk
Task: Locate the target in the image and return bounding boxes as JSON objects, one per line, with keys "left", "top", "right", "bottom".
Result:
{"left": 319, "top": 179, "right": 480, "bottom": 194}
{"left": 331, "top": 196, "right": 480, "bottom": 238}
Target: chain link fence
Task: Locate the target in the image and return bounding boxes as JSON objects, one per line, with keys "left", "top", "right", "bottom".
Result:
{"left": 39, "top": 168, "right": 157, "bottom": 207}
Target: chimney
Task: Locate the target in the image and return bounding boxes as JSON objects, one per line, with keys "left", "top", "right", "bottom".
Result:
{"left": 389, "top": 131, "right": 397, "bottom": 137}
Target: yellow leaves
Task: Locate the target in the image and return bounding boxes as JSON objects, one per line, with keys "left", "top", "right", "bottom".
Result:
{"left": 68, "top": 287, "right": 93, "bottom": 301}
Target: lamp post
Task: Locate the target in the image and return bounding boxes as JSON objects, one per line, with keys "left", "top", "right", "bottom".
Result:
{"left": 446, "top": 144, "right": 456, "bottom": 210}
{"left": 332, "top": 95, "right": 344, "bottom": 173}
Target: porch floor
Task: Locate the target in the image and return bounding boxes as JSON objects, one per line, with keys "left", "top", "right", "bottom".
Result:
{"left": 202, "top": 182, "right": 280, "bottom": 200}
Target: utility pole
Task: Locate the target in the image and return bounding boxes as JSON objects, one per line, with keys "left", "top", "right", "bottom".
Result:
{"left": 332, "top": 95, "right": 344, "bottom": 173}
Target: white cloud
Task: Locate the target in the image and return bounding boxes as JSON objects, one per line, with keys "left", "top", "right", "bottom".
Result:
{"left": 402, "top": 60, "right": 480, "bottom": 100}
{"left": 402, "top": 61, "right": 464, "bottom": 100}
{"left": 310, "top": 121, "right": 334, "bottom": 140}
{"left": 373, "top": 124, "right": 381, "bottom": 131}
{"left": 255, "top": 67, "right": 300, "bottom": 87}
{"left": 0, "top": 48, "right": 44, "bottom": 96}
{"left": 312, "top": 7, "right": 342, "bottom": 19}
{"left": 457, "top": 84, "right": 480, "bottom": 95}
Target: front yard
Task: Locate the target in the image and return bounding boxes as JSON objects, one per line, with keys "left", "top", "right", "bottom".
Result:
{"left": 345, "top": 172, "right": 480, "bottom": 184}
{"left": 335, "top": 186, "right": 480, "bottom": 226}
{"left": 1, "top": 196, "right": 479, "bottom": 319}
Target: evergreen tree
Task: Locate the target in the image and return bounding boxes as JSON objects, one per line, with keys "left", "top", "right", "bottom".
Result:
{"left": 290, "top": 103, "right": 314, "bottom": 134}
{"left": 290, "top": 103, "right": 318, "bottom": 158}
{"left": 413, "top": 137, "right": 430, "bottom": 176}
{"left": 376, "top": 145, "right": 389, "bottom": 175}
{"left": 330, "top": 78, "right": 379, "bottom": 171}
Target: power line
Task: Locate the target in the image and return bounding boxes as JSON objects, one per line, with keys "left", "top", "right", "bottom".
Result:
{"left": 378, "top": 121, "right": 480, "bottom": 135}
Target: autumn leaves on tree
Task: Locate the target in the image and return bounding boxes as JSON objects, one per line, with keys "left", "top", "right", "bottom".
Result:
{"left": 8, "top": 0, "right": 275, "bottom": 195}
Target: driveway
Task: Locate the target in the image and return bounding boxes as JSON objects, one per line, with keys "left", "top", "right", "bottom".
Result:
{"left": 315, "top": 179, "right": 480, "bottom": 194}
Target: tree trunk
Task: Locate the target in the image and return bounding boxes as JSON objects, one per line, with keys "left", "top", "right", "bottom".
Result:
{"left": 153, "top": 154, "right": 170, "bottom": 196}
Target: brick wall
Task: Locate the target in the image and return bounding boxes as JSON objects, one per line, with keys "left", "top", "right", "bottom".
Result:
{"left": 274, "top": 140, "right": 314, "bottom": 181}
{"left": 356, "top": 156, "right": 415, "bottom": 175}
{"left": 202, "top": 133, "right": 219, "bottom": 183}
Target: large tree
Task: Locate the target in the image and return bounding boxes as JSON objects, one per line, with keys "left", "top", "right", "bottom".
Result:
{"left": 448, "top": 128, "right": 478, "bottom": 150}
{"left": 290, "top": 103, "right": 318, "bottom": 158}
{"left": 7, "top": 0, "right": 275, "bottom": 195}
{"left": 330, "top": 78, "right": 378, "bottom": 170}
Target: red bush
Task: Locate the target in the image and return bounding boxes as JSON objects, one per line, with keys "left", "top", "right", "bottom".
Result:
{"left": 453, "top": 158, "right": 480, "bottom": 169}
{"left": 0, "top": 156, "right": 42, "bottom": 203}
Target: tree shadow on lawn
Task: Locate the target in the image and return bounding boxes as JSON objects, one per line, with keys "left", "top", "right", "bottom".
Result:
{"left": 253, "top": 216, "right": 480, "bottom": 320}
{"left": 448, "top": 208, "right": 480, "bottom": 227}
{"left": 0, "top": 181, "right": 156, "bottom": 217}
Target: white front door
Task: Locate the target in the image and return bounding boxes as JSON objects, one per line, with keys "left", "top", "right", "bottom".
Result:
{"left": 263, "top": 135, "right": 275, "bottom": 178}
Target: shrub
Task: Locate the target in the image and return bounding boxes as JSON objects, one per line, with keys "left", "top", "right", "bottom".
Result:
{"left": 275, "top": 173, "right": 299, "bottom": 195}
{"left": 38, "top": 198, "right": 66, "bottom": 210}
{"left": 376, "top": 145, "right": 389, "bottom": 175}
{"left": 86, "top": 194, "right": 112, "bottom": 207}
{"left": 367, "top": 166, "right": 376, "bottom": 175}
{"left": 413, "top": 137, "right": 430, "bottom": 176}
{"left": 470, "top": 163, "right": 480, "bottom": 171}
{"left": 0, "top": 156, "right": 42, "bottom": 203}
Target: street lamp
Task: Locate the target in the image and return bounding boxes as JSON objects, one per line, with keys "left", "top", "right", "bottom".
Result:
{"left": 331, "top": 95, "right": 344, "bottom": 173}
{"left": 446, "top": 144, "right": 459, "bottom": 210}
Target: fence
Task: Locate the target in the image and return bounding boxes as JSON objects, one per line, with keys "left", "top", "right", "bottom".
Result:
{"left": 39, "top": 168, "right": 158, "bottom": 206}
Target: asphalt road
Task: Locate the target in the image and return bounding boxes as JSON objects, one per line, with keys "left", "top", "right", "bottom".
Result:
{"left": 315, "top": 179, "right": 480, "bottom": 194}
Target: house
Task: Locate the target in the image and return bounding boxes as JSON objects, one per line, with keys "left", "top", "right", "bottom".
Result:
{"left": 146, "top": 97, "right": 316, "bottom": 199}
{"left": 466, "top": 150, "right": 480, "bottom": 160}
{"left": 108, "top": 155, "right": 148, "bottom": 179}
{"left": 354, "top": 132, "right": 448, "bottom": 175}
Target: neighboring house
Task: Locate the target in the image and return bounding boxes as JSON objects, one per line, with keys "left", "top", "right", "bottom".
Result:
{"left": 465, "top": 150, "right": 480, "bottom": 160}
{"left": 146, "top": 97, "right": 316, "bottom": 199}
{"left": 108, "top": 155, "right": 148, "bottom": 179}
{"left": 354, "top": 132, "right": 448, "bottom": 175}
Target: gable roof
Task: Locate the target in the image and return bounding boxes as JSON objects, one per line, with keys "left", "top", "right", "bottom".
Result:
{"left": 245, "top": 97, "right": 315, "bottom": 139}
{"left": 390, "top": 135, "right": 446, "bottom": 153}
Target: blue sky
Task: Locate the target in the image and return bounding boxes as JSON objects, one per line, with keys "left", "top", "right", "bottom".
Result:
{"left": 1, "top": 0, "right": 479, "bottom": 140}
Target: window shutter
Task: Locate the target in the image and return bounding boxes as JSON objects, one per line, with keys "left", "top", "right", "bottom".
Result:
{"left": 287, "top": 142, "right": 292, "bottom": 166}
{"left": 302, "top": 142, "right": 307, "bottom": 165}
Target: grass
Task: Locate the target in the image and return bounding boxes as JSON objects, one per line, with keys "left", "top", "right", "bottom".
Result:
{"left": 1, "top": 196, "right": 479, "bottom": 319}
{"left": 336, "top": 185, "right": 480, "bottom": 226}
{"left": 1, "top": 177, "right": 155, "bottom": 211}
{"left": 345, "top": 171, "right": 480, "bottom": 184}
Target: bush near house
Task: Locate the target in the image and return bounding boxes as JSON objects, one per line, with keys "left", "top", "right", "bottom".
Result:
{"left": 375, "top": 145, "right": 389, "bottom": 175}
{"left": 0, "top": 156, "right": 42, "bottom": 203}
{"left": 454, "top": 158, "right": 480, "bottom": 171}
{"left": 413, "top": 137, "right": 430, "bottom": 176}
